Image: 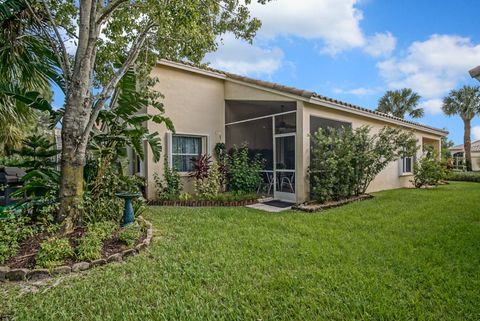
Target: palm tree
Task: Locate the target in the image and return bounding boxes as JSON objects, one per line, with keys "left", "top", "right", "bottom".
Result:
{"left": 0, "top": 0, "right": 61, "bottom": 154}
{"left": 376, "top": 88, "right": 423, "bottom": 119}
{"left": 442, "top": 86, "right": 480, "bottom": 171}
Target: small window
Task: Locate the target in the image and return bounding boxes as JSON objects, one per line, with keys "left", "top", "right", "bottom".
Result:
{"left": 401, "top": 156, "right": 413, "bottom": 174}
{"left": 172, "top": 135, "right": 203, "bottom": 172}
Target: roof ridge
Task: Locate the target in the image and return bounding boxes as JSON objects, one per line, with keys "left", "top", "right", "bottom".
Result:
{"left": 159, "top": 59, "right": 448, "bottom": 134}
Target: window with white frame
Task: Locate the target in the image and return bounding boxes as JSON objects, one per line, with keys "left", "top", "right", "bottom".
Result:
{"left": 171, "top": 135, "right": 204, "bottom": 172}
{"left": 400, "top": 156, "right": 413, "bottom": 174}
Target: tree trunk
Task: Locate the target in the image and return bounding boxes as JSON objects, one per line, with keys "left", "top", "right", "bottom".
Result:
{"left": 56, "top": 0, "right": 99, "bottom": 232}
{"left": 463, "top": 118, "right": 472, "bottom": 172}
{"left": 56, "top": 93, "right": 91, "bottom": 232}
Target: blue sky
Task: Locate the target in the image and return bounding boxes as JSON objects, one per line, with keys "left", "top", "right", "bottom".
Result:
{"left": 204, "top": 0, "right": 480, "bottom": 145}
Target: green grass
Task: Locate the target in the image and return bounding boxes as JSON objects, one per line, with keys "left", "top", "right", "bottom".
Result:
{"left": 1, "top": 182, "right": 479, "bottom": 320}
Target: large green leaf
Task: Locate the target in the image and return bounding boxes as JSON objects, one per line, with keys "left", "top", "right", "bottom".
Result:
{"left": 0, "top": 84, "right": 53, "bottom": 111}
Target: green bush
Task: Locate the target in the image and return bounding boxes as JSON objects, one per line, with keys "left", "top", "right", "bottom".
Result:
{"left": 36, "top": 237, "right": 74, "bottom": 269}
{"left": 118, "top": 224, "right": 141, "bottom": 247}
{"left": 446, "top": 171, "right": 480, "bottom": 182}
{"left": 412, "top": 147, "right": 446, "bottom": 188}
{"left": 227, "top": 145, "right": 264, "bottom": 194}
{"left": 84, "top": 167, "right": 144, "bottom": 223}
{"left": 194, "top": 161, "right": 221, "bottom": 199}
{"left": 76, "top": 234, "right": 103, "bottom": 261}
{"left": 309, "top": 126, "right": 417, "bottom": 203}
{"left": 0, "top": 215, "right": 37, "bottom": 264}
{"left": 154, "top": 156, "right": 182, "bottom": 200}
{"left": 87, "top": 221, "right": 117, "bottom": 240}
{"left": 179, "top": 192, "right": 193, "bottom": 201}
{"left": 77, "top": 221, "right": 117, "bottom": 261}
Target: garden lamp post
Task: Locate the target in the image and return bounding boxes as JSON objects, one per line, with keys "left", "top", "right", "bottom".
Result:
{"left": 116, "top": 192, "right": 142, "bottom": 226}
{"left": 469, "top": 65, "right": 480, "bottom": 82}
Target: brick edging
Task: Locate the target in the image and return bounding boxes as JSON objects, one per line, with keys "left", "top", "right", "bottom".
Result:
{"left": 0, "top": 217, "right": 154, "bottom": 282}
{"left": 148, "top": 199, "right": 258, "bottom": 207}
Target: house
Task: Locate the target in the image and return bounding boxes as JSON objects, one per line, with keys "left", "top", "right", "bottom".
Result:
{"left": 449, "top": 140, "right": 480, "bottom": 171}
{"left": 129, "top": 60, "right": 447, "bottom": 203}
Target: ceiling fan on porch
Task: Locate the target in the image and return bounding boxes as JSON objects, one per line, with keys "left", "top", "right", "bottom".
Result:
{"left": 277, "top": 105, "right": 295, "bottom": 133}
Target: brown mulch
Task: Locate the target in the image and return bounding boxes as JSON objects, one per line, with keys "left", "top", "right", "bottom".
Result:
{"left": 5, "top": 226, "right": 147, "bottom": 270}
{"left": 5, "top": 231, "right": 49, "bottom": 269}
{"left": 292, "top": 194, "right": 373, "bottom": 213}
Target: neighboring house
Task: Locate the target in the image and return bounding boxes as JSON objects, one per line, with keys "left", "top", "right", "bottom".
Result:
{"left": 449, "top": 140, "right": 480, "bottom": 171}
{"left": 129, "top": 60, "right": 447, "bottom": 203}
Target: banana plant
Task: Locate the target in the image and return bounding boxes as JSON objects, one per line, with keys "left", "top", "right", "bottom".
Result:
{"left": 88, "top": 68, "right": 174, "bottom": 195}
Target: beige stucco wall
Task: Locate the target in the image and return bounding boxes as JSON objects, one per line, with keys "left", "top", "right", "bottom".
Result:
{"left": 144, "top": 64, "right": 225, "bottom": 199}
{"left": 144, "top": 62, "right": 444, "bottom": 202}
{"left": 474, "top": 153, "right": 480, "bottom": 171}
{"left": 300, "top": 102, "right": 443, "bottom": 201}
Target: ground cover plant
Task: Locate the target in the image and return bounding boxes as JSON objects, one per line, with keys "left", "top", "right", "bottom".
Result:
{"left": 1, "top": 182, "right": 479, "bottom": 320}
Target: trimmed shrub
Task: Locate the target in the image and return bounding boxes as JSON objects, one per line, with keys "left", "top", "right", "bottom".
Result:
{"left": 309, "top": 125, "right": 417, "bottom": 203}
{"left": 446, "top": 171, "right": 480, "bottom": 182}
{"left": 412, "top": 147, "right": 446, "bottom": 188}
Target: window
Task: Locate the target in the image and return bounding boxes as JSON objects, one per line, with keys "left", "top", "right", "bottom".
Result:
{"left": 172, "top": 135, "right": 203, "bottom": 172}
{"left": 401, "top": 156, "right": 413, "bottom": 174}
{"left": 310, "top": 116, "right": 351, "bottom": 135}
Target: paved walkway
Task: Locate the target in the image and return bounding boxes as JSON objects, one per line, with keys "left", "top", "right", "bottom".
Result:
{"left": 246, "top": 202, "right": 292, "bottom": 213}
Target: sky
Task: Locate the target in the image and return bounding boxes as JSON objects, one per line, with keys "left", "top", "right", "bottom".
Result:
{"left": 203, "top": 0, "right": 480, "bottom": 145}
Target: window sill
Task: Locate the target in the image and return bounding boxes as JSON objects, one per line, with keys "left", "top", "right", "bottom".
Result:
{"left": 399, "top": 173, "right": 413, "bottom": 177}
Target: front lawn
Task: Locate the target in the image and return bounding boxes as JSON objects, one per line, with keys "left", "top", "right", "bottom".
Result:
{"left": 1, "top": 182, "right": 479, "bottom": 320}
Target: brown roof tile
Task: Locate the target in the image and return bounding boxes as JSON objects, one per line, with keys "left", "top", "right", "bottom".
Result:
{"left": 160, "top": 60, "right": 448, "bottom": 135}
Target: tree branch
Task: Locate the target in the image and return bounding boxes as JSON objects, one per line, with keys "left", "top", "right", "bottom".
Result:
{"left": 25, "top": 1, "right": 71, "bottom": 92}
{"left": 80, "top": 22, "right": 156, "bottom": 147}
{"left": 96, "top": 0, "right": 128, "bottom": 25}
{"left": 40, "top": 0, "right": 72, "bottom": 83}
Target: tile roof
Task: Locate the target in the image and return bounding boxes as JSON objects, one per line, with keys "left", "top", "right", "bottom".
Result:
{"left": 451, "top": 140, "right": 480, "bottom": 152}
{"left": 160, "top": 60, "right": 448, "bottom": 135}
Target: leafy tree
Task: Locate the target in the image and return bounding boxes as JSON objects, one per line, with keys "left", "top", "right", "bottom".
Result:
{"left": 12, "top": 134, "right": 60, "bottom": 197}
{"left": 0, "top": 0, "right": 270, "bottom": 232}
{"left": 376, "top": 88, "right": 423, "bottom": 119}
{"left": 442, "top": 85, "right": 480, "bottom": 171}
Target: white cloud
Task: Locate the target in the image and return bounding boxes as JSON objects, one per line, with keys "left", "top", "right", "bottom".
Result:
{"left": 473, "top": 126, "right": 480, "bottom": 141}
{"left": 364, "top": 32, "right": 396, "bottom": 57}
{"left": 419, "top": 99, "right": 443, "bottom": 115}
{"left": 205, "top": 34, "right": 284, "bottom": 76}
{"left": 378, "top": 35, "right": 480, "bottom": 98}
{"left": 249, "top": 0, "right": 366, "bottom": 54}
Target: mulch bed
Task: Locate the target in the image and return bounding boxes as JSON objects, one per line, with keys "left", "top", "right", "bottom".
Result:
{"left": 5, "top": 226, "right": 147, "bottom": 270}
{"left": 292, "top": 194, "right": 373, "bottom": 213}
